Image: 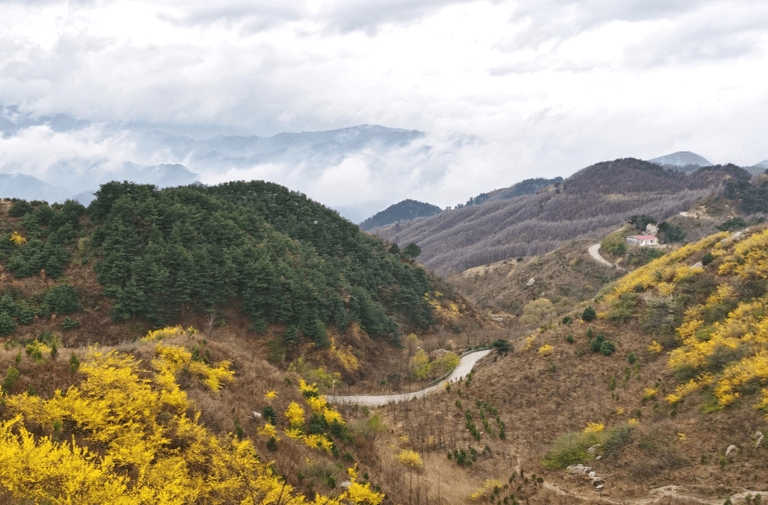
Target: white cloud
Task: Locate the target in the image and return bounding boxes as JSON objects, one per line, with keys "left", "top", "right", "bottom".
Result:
{"left": 2, "top": 0, "right": 768, "bottom": 218}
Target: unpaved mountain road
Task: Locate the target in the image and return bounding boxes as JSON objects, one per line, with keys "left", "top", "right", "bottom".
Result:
{"left": 326, "top": 349, "right": 493, "bottom": 407}
{"left": 588, "top": 243, "right": 625, "bottom": 270}
{"left": 327, "top": 346, "right": 766, "bottom": 504}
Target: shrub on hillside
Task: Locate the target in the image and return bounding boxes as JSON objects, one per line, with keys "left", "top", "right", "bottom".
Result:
{"left": 716, "top": 217, "right": 747, "bottom": 232}
{"left": 581, "top": 306, "right": 596, "bottom": 322}
{"left": 0, "top": 313, "right": 16, "bottom": 336}
{"left": 606, "top": 293, "right": 638, "bottom": 323}
{"left": 395, "top": 449, "right": 423, "bottom": 468}
{"left": 543, "top": 424, "right": 634, "bottom": 469}
{"left": 3, "top": 366, "right": 19, "bottom": 393}
{"left": 43, "top": 284, "right": 80, "bottom": 315}
{"left": 589, "top": 331, "right": 616, "bottom": 356}
{"left": 601, "top": 230, "right": 627, "bottom": 256}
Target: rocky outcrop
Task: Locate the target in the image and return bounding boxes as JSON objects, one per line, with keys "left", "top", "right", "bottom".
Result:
{"left": 566, "top": 464, "right": 604, "bottom": 491}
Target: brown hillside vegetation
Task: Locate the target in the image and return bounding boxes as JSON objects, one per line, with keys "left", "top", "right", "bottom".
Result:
{"left": 361, "top": 225, "right": 768, "bottom": 504}
{"left": 448, "top": 239, "right": 622, "bottom": 317}
{"left": 374, "top": 158, "right": 748, "bottom": 275}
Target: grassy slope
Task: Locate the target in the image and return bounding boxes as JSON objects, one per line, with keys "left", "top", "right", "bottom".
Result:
{"left": 372, "top": 225, "right": 768, "bottom": 504}
{"left": 448, "top": 239, "right": 623, "bottom": 318}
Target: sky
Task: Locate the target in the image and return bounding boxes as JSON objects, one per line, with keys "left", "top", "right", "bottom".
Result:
{"left": 2, "top": 0, "right": 768, "bottom": 219}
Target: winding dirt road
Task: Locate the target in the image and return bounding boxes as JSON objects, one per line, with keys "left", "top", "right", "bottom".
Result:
{"left": 326, "top": 349, "right": 493, "bottom": 407}
{"left": 588, "top": 243, "right": 625, "bottom": 271}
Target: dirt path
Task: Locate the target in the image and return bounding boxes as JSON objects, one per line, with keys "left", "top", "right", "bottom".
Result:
{"left": 588, "top": 243, "right": 625, "bottom": 271}
{"left": 326, "top": 349, "right": 493, "bottom": 407}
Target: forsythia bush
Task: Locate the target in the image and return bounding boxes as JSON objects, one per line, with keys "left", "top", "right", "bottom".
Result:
{"left": 656, "top": 228, "right": 768, "bottom": 418}
{"left": 282, "top": 380, "right": 348, "bottom": 455}
{"left": 470, "top": 479, "right": 502, "bottom": 501}
{"left": 603, "top": 231, "right": 728, "bottom": 304}
{"left": 395, "top": 449, "right": 423, "bottom": 467}
{"left": 538, "top": 344, "right": 554, "bottom": 357}
{"left": 10, "top": 231, "right": 26, "bottom": 246}
{"left": 583, "top": 422, "right": 604, "bottom": 434}
{"left": 0, "top": 346, "right": 381, "bottom": 504}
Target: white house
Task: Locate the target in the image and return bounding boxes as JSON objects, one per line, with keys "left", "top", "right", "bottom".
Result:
{"left": 626, "top": 235, "right": 659, "bottom": 246}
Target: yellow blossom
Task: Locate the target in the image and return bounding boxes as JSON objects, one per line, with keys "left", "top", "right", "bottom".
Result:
{"left": 394, "top": 449, "right": 422, "bottom": 467}
{"left": 583, "top": 422, "right": 604, "bottom": 434}
{"left": 642, "top": 387, "right": 658, "bottom": 400}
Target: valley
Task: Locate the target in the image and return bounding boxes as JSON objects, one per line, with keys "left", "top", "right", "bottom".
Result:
{"left": 0, "top": 153, "right": 767, "bottom": 504}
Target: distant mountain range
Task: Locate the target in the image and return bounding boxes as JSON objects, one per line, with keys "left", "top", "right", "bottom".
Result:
{"left": 1, "top": 105, "right": 448, "bottom": 221}
{"left": 647, "top": 150, "right": 713, "bottom": 170}
{"left": 133, "top": 124, "right": 424, "bottom": 171}
{"left": 0, "top": 163, "right": 199, "bottom": 205}
{"left": 648, "top": 150, "right": 766, "bottom": 176}
{"left": 1, "top": 105, "right": 766, "bottom": 227}
{"left": 0, "top": 173, "right": 71, "bottom": 203}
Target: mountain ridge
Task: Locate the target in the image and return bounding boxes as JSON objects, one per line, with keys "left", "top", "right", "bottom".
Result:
{"left": 374, "top": 158, "right": 763, "bottom": 274}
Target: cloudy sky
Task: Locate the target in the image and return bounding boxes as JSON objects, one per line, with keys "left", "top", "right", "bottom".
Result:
{"left": 2, "top": 0, "right": 768, "bottom": 219}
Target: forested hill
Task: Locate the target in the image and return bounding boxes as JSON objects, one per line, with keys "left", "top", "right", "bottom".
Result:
{"left": 374, "top": 158, "right": 762, "bottom": 274}
{"left": 359, "top": 199, "right": 442, "bottom": 231}
{"left": 462, "top": 176, "right": 564, "bottom": 207}
{"left": 2, "top": 181, "right": 436, "bottom": 344}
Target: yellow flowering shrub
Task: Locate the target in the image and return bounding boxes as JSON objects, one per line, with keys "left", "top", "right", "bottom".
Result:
{"left": 470, "top": 479, "right": 502, "bottom": 501}
{"left": 0, "top": 348, "right": 346, "bottom": 504}
{"left": 656, "top": 282, "right": 676, "bottom": 296}
{"left": 330, "top": 337, "right": 359, "bottom": 371}
{"left": 141, "top": 326, "right": 187, "bottom": 342}
{"left": 9, "top": 231, "right": 26, "bottom": 246}
{"left": 642, "top": 387, "right": 658, "bottom": 400}
{"left": 346, "top": 466, "right": 384, "bottom": 505}
{"left": 258, "top": 422, "right": 279, "bottom": 440}
{"left": 424, "top": 293, "right": 462, "bottom": 324}
{"left": 305, "top": 394, "right": 328, "bottom": 413}
{"left": 152, "top": 343, "right": 234, "bottom": 392}
{"left": 583, "top": 422, "right": 604, "bottom": 434}
{"left": 283, "top": 378, "right": 348, "bottom": 455}
{"left": 665, "top": 374, "right": 714, "bottom": 404}
{"left": 395, "top": 449, "right": 423, "bottom": 467}
{"left": 285, "top": 402, "right": 305, "bottom": 427}
{"left": 538, "top": 344, "right": 553, "bottom": 357}
{"left": 603, "top": 231, "right": 728, "bottom": 304}
{"left": 629, "top": 228, "right": 768, "bottom": 418}
{"left": 523, "top": 335, "right": 536, "bottom": 350}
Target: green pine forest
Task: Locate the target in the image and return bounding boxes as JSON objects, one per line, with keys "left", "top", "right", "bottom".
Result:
{"left": 0, "top": 181, "right": 435, "bottom": 344}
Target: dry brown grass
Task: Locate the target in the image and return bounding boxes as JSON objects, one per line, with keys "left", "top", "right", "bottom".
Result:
{"left": 447, "top": 239, "right": 623, "bottom": 319}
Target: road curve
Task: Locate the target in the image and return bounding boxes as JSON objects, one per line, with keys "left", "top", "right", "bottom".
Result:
{"left": 588, "top": 243, "right": 625, "bottom": 270}
{"left": 326, "top": 349, "right": 493, "bottom": 407}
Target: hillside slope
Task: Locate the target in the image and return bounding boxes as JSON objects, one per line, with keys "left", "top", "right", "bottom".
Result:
{"left": 360, "top": 199, "right": 442, "bottom": 231}
{"left": 0, "top": 185, "right": 496, "bottom": 504}
{"left": 375, "top": 158, "right": 759, "bottom": 275}
{"left": 370, "top": 225, "right": 768, "bottom": 504}
{"left": 449, "top": 238, "right": 622, "bottom": 316}
{"left": 0, "top": 181, "right": 453, "bottom": 366}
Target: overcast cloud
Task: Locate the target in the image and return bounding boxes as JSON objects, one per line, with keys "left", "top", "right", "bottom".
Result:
{"left": 1, "top": 0, "right": 767, "bottom": 220}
